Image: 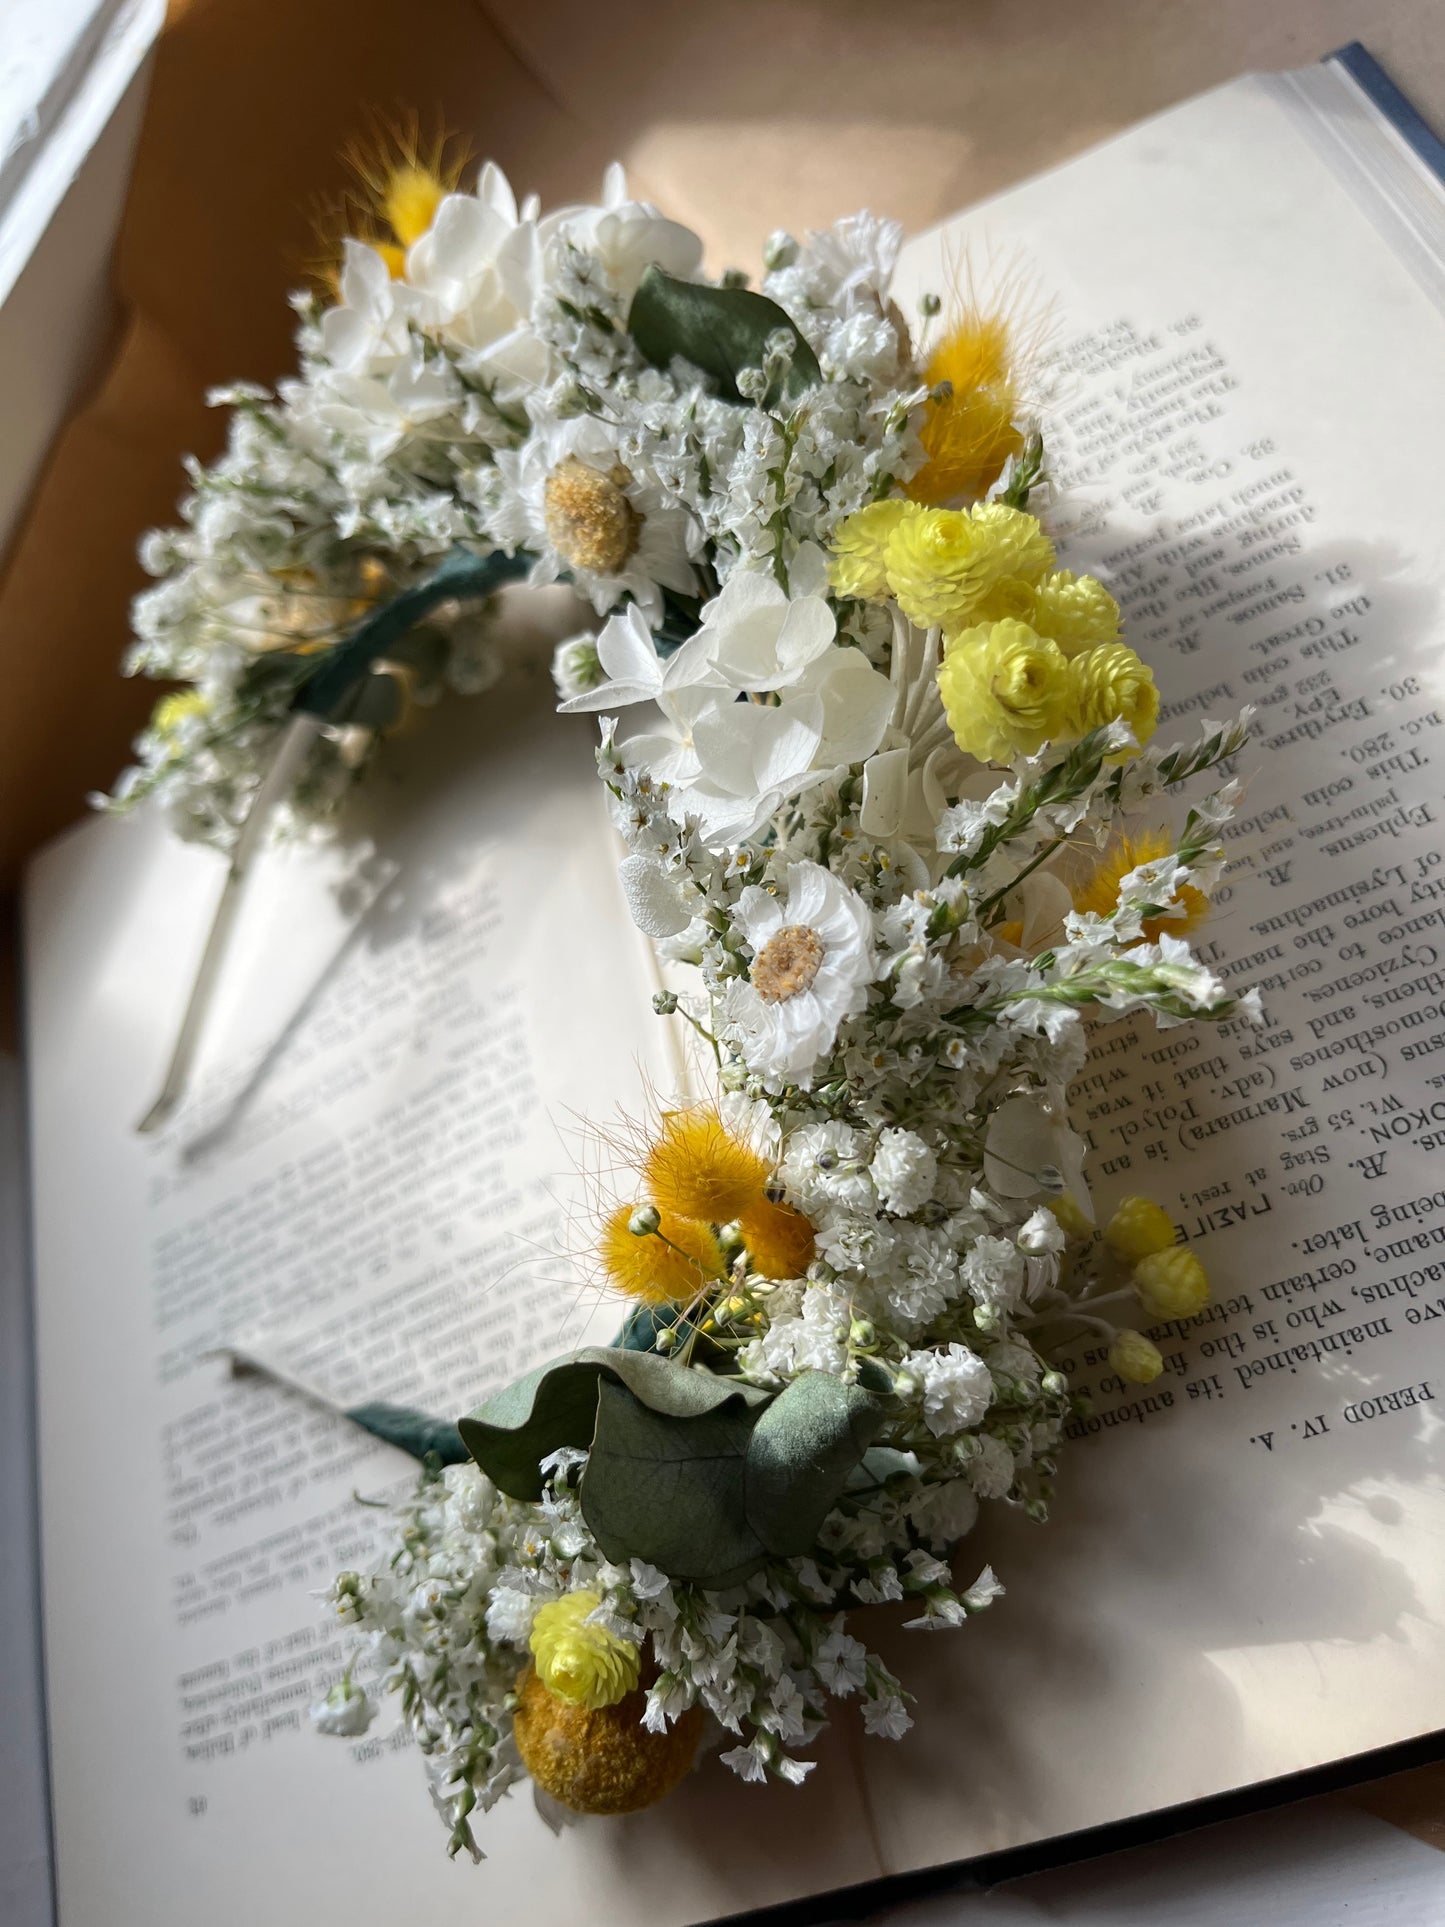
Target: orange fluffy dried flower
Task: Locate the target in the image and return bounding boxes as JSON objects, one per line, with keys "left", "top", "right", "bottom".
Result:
{"left": 598, "top": 1205, "right": 723, "bottom": 1305}
{"left": 909, "top": 309, "right": 1024, "bottom": 506}
{"left": 642, "top": 1109, "right": 771, "bottom": 1225}
{"left": 738, "top": 1197, "right": 816, "bottom": 1280}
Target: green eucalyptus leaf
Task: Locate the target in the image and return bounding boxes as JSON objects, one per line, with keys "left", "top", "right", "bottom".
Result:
{"left": 744, "top": 1371, "right": 888, "bottom": 1558}
{"left": 627, "top": 265, "right": 822, "bottom": 407}
{"left": 581, "top": 1378, "right": 766, "bottom": 1587}
{"left": 345, "top": 1401, "right": 469, "bottom": 1465}
{"left": 457, "top": 1347, "right": 766, "bottom": 1502}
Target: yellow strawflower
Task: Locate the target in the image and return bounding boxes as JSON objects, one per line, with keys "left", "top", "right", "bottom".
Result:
{"left": 1071, "top": 831, "right": 1211, "bottom": 942}
{"left": 909, "top": 308, "right": 1024, "bottom": 505}
{"left": 1028, "top": 571, "right": 1121, "bottom": 657}
{"left": 738, "top": 1196, "right": 816, "bottom": 1279}
{"left": 642, "top": 1108, "right": 770, "bottom": 1224}
{"left": 598, "top": 1205, "right": 723, "bottom": 1304}
{"left": 1110, "top": 1329, "right": 1164, "bottom": 1385}
{"left": 1065, "top": 643, "right": 1159, "bottom": 753}
{"left": 937, "top": 618, "right": 1071, "bottom": 762}
{"left": 1103, "top": 1195, "right": 1177, "bottom": 1263}
{"left": 885, "top": 504, "right": 1054, "bottom": 633}
{"left": 1133, "top": 1246, "right": 1211, "bottom": 1320}
{"left": 529, "top": 1592, "right": 640, "bottom": 1711}
{"left": 829, "top": 499, "right": 909, "bottom": 600}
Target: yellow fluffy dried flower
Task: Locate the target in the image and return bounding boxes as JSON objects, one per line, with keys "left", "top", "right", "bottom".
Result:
{"left": 643, "top": 1108, "right": 771, "bottom": 1224}
{"left": 598, "top": 1205, "right": 723, "bottom": 1304}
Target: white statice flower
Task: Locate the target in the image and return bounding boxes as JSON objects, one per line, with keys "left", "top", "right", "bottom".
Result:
{"left": 310, "top": 1677, "right": 375, "bottom": 1738}
{"left": 904, "top": 1342, "right": 994, "bottom": 1436}
{"left": 862, "top": 1693, "right": 913, "bottom": 1740}
{"left": 936, "top": 783, "right": 1018, "bottom": 858}
{"left": 723, "top": 862, "right": 874, "bottom": 1086}
{"left": 814, "top": 1617, "right": 869, "bottom": 1695}
{"left": 869, "top": 1127, "right": 937, "bottom": 1216}
{"left": 491, "top": 415, "right": 699, "bottom": 620}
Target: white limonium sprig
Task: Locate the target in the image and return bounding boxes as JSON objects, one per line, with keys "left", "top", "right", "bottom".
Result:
{"left": 114, "top": 140, "right": 1259, "bottom": 1846}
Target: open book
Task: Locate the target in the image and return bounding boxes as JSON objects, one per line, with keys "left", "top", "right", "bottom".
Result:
{"left": 24, "top": 44, "right": 1445, "bottom": 1926}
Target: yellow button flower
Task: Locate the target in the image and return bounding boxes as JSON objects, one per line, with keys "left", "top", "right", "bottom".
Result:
{"left": 1065, "top": 643, "right": 1159, "bottom": 753}
{"left": 1103, "top": 1196, "right": 1177, "bottom": 1263}
{"left": 937, "top": 618, "right": 1071, "bottom": 763}
{"left": 529, "top": 1591, "right": 641, "bottom": 1711}
{"left": 1133, "top": 1246, "right": 1211, "bottom": 1321}
{"left": 829, "top": 499, "right": 910, "bottom": 600}
{"left": 1028, "top": 570, "right": 1121, "bottom": 657}
{"left": 1110, "top": 1329, "right": 1164, "bottom": 1384}
{"left": 513, "top": 1665, "right": 702, "bottom": 1813}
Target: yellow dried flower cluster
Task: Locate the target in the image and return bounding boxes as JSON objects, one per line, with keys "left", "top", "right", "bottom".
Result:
{"left": 829, "top": 500, "right": 1157, "bottom": 765}
{"left": 1102, "top": 1195, "right": 1212, "bottom": 1383}
{"left": 598, "top": 1108, "right": 815, "bottom": 1304}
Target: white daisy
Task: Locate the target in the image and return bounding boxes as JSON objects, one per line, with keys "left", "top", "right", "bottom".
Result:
{"left": 723, "top": 862, "right": 874, "bottom": 1086}
{"left": 491, "top": 416, "right": 698, "bottom": 620}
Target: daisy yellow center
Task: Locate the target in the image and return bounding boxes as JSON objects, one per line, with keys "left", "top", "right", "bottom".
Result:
{"left": 1071, "top": 831, "right": 1211, "bottom": 942}
{"left": 543, "top": 459, "right": 641, "bottom": 574}
{"left": 752, "top": 925, "right": 824, "bottom": 1003}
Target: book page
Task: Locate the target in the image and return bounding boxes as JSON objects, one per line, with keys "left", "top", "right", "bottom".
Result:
{"left": 864, "top": 70, "right": 1445, "bottom": 1872}
{"left": 26, "top": 641, "right": 883, "bottom": 1927}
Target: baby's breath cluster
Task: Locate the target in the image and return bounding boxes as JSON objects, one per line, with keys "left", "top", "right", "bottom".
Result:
{"left": 126, "top": 143, "right": 1259, "bottom": 1848}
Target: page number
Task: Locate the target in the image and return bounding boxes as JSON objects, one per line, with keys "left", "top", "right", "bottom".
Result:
{"left": 187, "top": 1795, "right": 208, "bottom": 1817}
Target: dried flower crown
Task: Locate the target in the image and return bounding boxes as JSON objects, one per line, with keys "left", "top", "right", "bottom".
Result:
{"left": 115, "top": 143, "right": 1256, "bottom": 1852}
